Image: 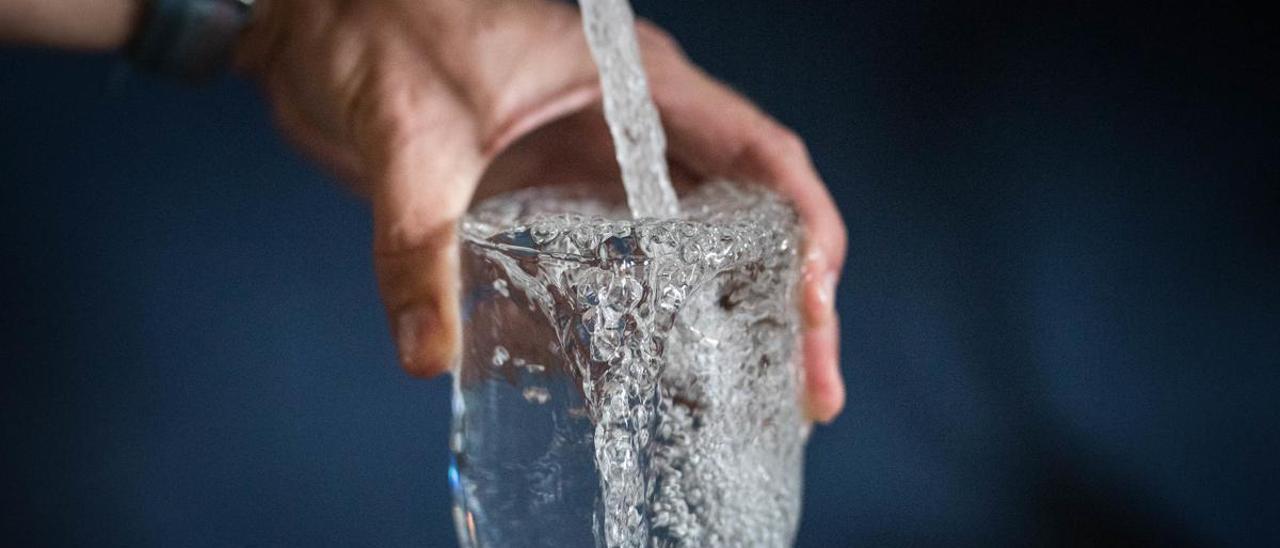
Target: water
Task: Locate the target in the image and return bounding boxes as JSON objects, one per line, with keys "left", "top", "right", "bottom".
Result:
{"left": 452, "top": 182, "right": 807, "bottom": 547}
{"left": 450, "top": 0, "right": 806, "bottom": 545}
{"left": 580, "top": 0, "right": 681, "bottom": 219}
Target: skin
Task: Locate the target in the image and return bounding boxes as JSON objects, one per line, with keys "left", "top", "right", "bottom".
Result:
{"left": 0, "top": 0, "right": 847, "bottom": 422}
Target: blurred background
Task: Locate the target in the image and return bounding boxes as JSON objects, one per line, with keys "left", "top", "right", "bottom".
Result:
{"left": 1, "top": 0, "right": 1276, "bottom": 546}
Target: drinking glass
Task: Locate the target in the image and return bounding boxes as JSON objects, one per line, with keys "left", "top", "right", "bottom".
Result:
{"left": 450, "top": 181, "right": 808, "bottom": 547}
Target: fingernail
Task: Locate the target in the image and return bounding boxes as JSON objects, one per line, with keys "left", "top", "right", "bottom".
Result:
{"left": 396, "top": 308, "right": 425, "bottom": 368}
{"left": 806, "top": 382, "right": 845, "bottom": 425}
{"left": 804, "top": 271, "right": 839, "bottom": 328}
{"left": 818, "top": 272, "right": 837, "bottom": 308}
{"left": 805, "top": 248, "right": 826, "bottom": 269}
{"left": 813, "top": 358, "right": 846, "bottom": 425}
{"left": 803, "top": 316, "right": 845, "bottom": 424}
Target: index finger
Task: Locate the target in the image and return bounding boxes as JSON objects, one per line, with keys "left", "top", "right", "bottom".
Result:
{"left": 646, "top": 50, "right": 847, "bottom": 278}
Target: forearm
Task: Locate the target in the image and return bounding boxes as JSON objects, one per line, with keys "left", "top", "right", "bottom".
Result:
{"left": 0, "top": 0, "right": 139, "bottom": 51}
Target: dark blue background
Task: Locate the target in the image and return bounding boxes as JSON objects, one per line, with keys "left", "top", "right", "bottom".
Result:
{"left": 2, "top": 1, "right": 1277, "bottom": 546}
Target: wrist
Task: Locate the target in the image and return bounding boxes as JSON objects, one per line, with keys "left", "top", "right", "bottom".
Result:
{"left": 0, "top": 0, "right": 140, "bottom": 51}
{"left": 127, "top": 0, "right": 255, "bottom": 81}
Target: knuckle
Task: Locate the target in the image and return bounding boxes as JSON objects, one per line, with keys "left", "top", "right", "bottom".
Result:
{"left": 348, "top": 73, "right": 416, "bottom": 153}
{"left": 739, "top": 123, "right": 807, "bottom": 168}
{"left": 809, "top": 198, "right": 848, "bottom": 268}
{"left": 819, "top": 209, "right": 849, "bottom": 270}
{"left": 770, "top": 125, "right": 809, "bottom": 159}
{"left": 831, "top": 222, "right": 849, "bottom": 263}
{"left": 634, "top": 20, "right": 686, "bottom": 58}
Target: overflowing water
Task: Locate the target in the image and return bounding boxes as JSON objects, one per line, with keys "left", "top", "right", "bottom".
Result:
{"left": 580, "top": 0, "right": 681, "bottom": 219}
{"left": 448, "top": 1, "right": 807, "bottom": 547}
{"left": 453, "top": 183, "right": 806, "bottom": 547}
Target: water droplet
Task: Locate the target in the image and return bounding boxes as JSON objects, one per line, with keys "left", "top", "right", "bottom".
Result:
{"left": 530, "top": 218, "right": 562, "bottom": 245}
{"left": 680, "top": 241, "right": 703, "bottom": 264}
{"left": 522, "top": 386, "right": 551, "bottom": 404}
{"left": 491, "top": 346, "right": 509, "bottom": 367}
{"left": 658, "top": 284, "right": 684, "bottom": 311}
{"left": 599, "top": 234, "right": 645, "bottom": 264}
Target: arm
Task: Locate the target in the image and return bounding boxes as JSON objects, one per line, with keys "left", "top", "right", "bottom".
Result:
{"left": 238, "top": 0, "right": 847, "bottom": 421}
{"left": 0, "top": 0, "right": 139, "bottom": 50}
{"left": 2, "top": 0, "right": 849, "bottom": 422}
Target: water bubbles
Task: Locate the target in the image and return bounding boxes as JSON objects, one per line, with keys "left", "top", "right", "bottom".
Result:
{"left": 658, "top": 284, "right": 685, "bottom": 312}
{"left": 522, "top": 386, "right": 551, "bottom": 405}
{"left": 569, "top": 219, "right": 603, "bottom": 252}
{"left": 638, "top": 222, "right": 679, "bottom": 257}
{"left": 710, "top": 226, "right": 739, "bottom": 267}
{"left": 491, "top": 345, "right": 509, "bottom": 367}
{"left": 600, "top": 220, "right": 631, "bottom": 238}
{"left": 458, "top": 181, "right": 804, "bottom": 547}
{"left": 492, "top": 227, "right": 536, "bottom": 248}
{"left": 529, "top": 217, "right": 563, "bottom": 245}
{"left": 589, "top": 319, "right": 624, "bottom": 362}
{"left": 607, "top": 276, "right": 643, "bottom": 310}
{"left": 573, "top": 268, "right": 648, "bottom": 363}
{"left": 574, "top": 269, "right": 610, "bottom": 308}
{"left": 515, "top": 357, "right": 547, "bottom": 377}
{"left": 454, "top": 3, "right": 803, "bottom": 538}
{"left": 599, "top": 234, "right": 645, "bottom": 264}
{"left": 679, "top": 240, "right": 703, "bottom": 264}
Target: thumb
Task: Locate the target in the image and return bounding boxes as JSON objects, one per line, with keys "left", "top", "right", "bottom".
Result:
{"left": 358, "top": 37, "right": 601, "bottom": 379}
{"left": 364, "top": 99, "right": 486, "bottom": 377}
{"left": 376, "top": 219, "right": 465, "bottom": 379}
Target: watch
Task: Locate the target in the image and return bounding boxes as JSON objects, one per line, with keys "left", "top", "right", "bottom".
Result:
{"left": 126, "top": 0, "right": 256, "bottom": 82}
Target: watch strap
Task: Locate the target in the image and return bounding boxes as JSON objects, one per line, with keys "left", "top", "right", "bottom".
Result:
{"left": 127, "top": 0, "right": 255, "bottom": 82}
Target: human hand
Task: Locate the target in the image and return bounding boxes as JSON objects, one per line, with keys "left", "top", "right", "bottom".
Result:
{"left": 235, "top": 0, "right": 847, "bottom": 422}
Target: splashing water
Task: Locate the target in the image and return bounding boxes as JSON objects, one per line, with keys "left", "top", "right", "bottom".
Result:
{"left": 449, "top": 1, "right": 807, "bottom": 546}
{"left": 453, "top": 183, "right": 807, "bottom": 548}
{"left": 580, "top": 0, "right": 681, "bottom": 219}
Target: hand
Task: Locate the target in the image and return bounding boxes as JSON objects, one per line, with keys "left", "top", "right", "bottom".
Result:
{"left": 235, "top": 0, "right": 848, "bottom": 422}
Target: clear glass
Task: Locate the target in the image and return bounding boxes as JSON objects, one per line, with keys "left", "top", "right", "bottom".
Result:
{"left": 450, "top": 181, "right": 808, "bottom": 548}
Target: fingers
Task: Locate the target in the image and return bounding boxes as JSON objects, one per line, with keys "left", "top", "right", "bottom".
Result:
{"left": 358, "top": 16, "right": 601, "bottom": 378}
{"left": 368, "top": 128, "right": 479, "bottom": 377}
{"left": 650, "top": 59, "right": 847, "bottom": 276}
{"left": 249, "top": 0, "right": 610, "bottom": 379}
{"left": 650, "top": 55, "right": 849, "bottom": 422}
{"left": 376, "top": 225, "right": 463, "bottom": 378}
{"left": 354, "top": 60, "right": 488, "bottom": 377}
{"left": 803, "top": 316, "right": 845, "bottom": 423}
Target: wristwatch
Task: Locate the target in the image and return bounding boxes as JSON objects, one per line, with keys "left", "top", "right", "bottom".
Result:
{"left": 126, "top": 0, "right": 256, "bottom": 82}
